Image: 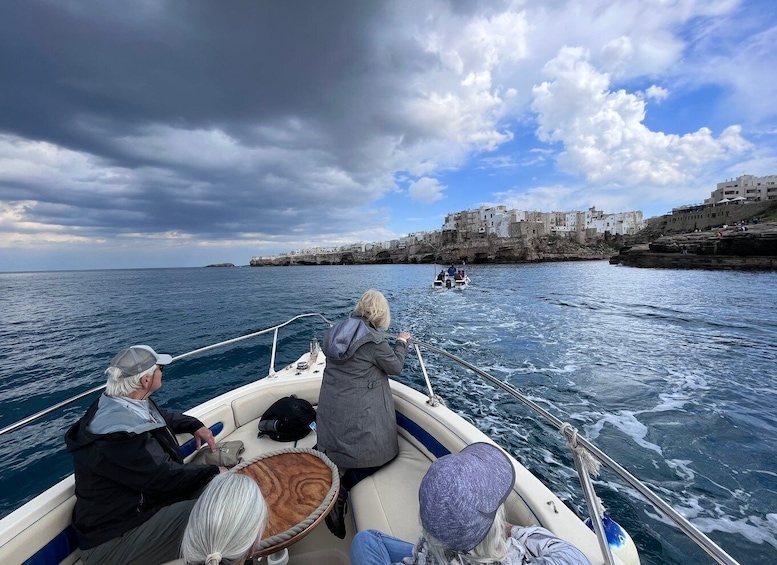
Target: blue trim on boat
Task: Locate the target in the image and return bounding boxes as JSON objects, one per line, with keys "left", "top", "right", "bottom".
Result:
{"left": 396, "top": 412, "right": 451, "bottom": 459}
{"left": 180, "top": 421, "right": 224, "bottom": 458}
{"left": 22, "top": 525, "right": 78, "bottom": 565}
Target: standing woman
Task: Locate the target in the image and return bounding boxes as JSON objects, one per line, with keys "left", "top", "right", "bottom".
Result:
{"left": 317, "top": 289, "right": 411, "bottom": 538}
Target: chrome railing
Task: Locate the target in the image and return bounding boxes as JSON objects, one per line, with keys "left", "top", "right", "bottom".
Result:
{"left": 0, "top": 313, "right": 334, "bottom": 438}
{"left": 410, "top": 340, "right": 741, "bottom": 565}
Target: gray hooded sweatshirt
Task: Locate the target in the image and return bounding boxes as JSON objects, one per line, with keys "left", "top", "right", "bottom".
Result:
{"left": 316, "top": 315, "right": 408, "bottom": 469}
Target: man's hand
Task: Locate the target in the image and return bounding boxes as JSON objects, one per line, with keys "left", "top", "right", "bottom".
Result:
{"left": 194, "top": 426, "right": 217, "bottom": 452}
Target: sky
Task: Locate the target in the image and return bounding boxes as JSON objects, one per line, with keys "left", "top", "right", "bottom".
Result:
{"left": 1, "top": 1, "right": 776, "bottom": 271}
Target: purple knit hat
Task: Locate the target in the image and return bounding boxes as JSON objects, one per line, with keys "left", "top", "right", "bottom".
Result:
{"left": 419, "top": 442, "right": 515, "bottom": 553}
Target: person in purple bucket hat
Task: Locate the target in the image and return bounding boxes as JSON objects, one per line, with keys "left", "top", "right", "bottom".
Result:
{"left": 350, "top": 442, "right": 591, "bottom": 565}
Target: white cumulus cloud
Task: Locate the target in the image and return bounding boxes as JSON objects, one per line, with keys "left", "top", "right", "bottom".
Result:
{"left": 408, "top": 177, "right": 446, "bottom": 204}
{"left": 645, "top": 85, "right": 669, "bottom": 102}
{"left": 531, "top": 47, "right": 752, "bottom": 186}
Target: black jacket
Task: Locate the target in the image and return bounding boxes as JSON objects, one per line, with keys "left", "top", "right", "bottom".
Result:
{"left": 64, "top": 395, "right": 219, "bottom": 549}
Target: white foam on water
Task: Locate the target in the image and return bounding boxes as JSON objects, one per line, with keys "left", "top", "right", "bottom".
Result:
{"left": 664, "top": 367, "right": 710, "bottom": 392}
{"left": 484, "top": 362, "right": 516, "bottom": 372}
{"left": 665, "top": 459, "right": 696, "bottom": 482}
{"left": 649, "top": 392, "right": 690, "bottom": 413}
{"left": 748, "top": 469, "right": 777, "bottom": 479}
{"left": 644, "top": 493, "right": 704, "bottom": 523}
{"left": 691, "top": 515, "right": 777, "bottom": 548}
{"left": 584, "top": 411, "right": 663, "bottom": 455}
{"left": 546, "top": 363, "right": 577, "bottom": 374}
{"left": 641, "top": 490, "right": 777, "bottom": 548}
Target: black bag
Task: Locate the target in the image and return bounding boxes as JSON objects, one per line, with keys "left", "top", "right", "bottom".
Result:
{"left": 257, "top": 395, "right": 316, "bottom": 442}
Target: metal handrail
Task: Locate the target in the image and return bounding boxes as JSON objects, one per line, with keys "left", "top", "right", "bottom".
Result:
{"left": 0, "top": 313, "right": 333, "bottom": 438}
{"left": 409, "top": 339, "right": 741, "bottom": 565}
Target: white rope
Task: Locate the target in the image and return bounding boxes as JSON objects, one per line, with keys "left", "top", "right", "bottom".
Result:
{"left": 560, "top": 422, "right": 601, "bottom": 477}
{"left": 231, "top": 447, "right": 340, "bottom": 551}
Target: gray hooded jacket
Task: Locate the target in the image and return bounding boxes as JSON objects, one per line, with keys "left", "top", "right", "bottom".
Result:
{"left": 316, "top": 315, "right": 408, "bottom": 469}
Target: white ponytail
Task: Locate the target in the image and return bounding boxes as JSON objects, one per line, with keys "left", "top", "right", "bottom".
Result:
{"left": 181, "top": 473, "right": 268, "bottom": 565}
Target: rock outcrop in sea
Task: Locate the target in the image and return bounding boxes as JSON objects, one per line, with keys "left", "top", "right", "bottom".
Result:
{"left": 609, "top": 221, "right": 777, "bottom": 270}
{"left": 608, "top": 197, "right": 777, "bottom": 272}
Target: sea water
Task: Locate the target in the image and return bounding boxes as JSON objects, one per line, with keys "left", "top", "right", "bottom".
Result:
{"left": 1, "top": 262, "right": 775, "bottom": 565}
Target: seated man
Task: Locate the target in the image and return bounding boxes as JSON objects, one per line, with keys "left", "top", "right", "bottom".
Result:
{"left": 65, "top": 345, "right": 225, "bottom": 565}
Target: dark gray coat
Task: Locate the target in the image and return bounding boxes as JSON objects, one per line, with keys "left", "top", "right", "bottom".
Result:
{"left": 317, "top": 315, "right": 408, "bottom": 470}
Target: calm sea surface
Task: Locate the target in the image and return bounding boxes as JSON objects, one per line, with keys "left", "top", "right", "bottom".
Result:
{"left": 1, "top": 263, "right": 775, "bottom": 564}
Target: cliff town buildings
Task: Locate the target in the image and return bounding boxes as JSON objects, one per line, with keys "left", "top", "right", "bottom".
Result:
{"left": 254, "top": 174, "right": 776, "bottom": 263}
{"left": 255, "top": 205, "right": 643, "bottom": 262}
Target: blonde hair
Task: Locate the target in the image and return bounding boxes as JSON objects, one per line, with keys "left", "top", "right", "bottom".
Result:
{"left": 422, "top": 505, "right": 508, "bottom": 564}
{"left": 104, "top": 365, "right": 155, "bottom": 397}
{"left": 353, "top": 289, "right": 391, "bottom": 330}
{"left": 181, "top": 473, "right": 268, "bottom": 565}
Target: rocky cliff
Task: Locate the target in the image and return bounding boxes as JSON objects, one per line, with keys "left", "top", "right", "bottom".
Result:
{"left": 610, "top": 221, "right": 777, "bottom": 270}
{"left": 251, "top": 235, "right": 621, "bottom": 266}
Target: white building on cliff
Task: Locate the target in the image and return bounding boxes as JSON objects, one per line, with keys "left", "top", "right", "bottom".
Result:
{"left": 443, "top": 205, "right": 643, "bottom": 238}
{"left": 705, "top": 174, "right": 777, "bottom": 204}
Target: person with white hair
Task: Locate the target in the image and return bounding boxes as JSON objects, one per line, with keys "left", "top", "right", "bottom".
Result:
{"left": 316, "top": 289, "right": 411, "bottom": 538}
{"left": 351, "top": 443, "right": 591, "bottom": 565}
{"left": 65, "top": 345, "right": 226, "bottom": 565}
{"left": 181, "top": 473, "right": 268, "bottom": 565}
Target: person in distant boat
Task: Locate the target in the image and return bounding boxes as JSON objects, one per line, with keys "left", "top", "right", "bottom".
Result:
{"left": 437, "top": 269, "right": 445, "bottom": 281}
{"left": 350, "top": 442, "right": 592, "bottom": 565}
{"left": 447, "top": 264, "right": 457, "bottom": 276}
{"left": 65, "top": 345, "right": 226, "bottom": 565}
{"left": 181, "top": 473, "right": 268, "bottom": 565}
{"left": 316, "top": 289, "right": 411, "bottom": 539}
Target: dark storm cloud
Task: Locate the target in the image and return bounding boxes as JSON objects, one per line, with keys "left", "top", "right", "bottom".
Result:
{"left": 0, "top": 1, "right": 439, "bottom": 240}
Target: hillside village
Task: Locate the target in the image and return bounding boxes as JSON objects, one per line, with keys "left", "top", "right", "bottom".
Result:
{"left": 250, "top": 173, "right": 777, "bottom": 266}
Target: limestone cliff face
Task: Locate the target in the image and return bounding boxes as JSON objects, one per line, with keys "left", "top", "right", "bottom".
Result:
{"left": 250, "top": 235, "right": 620, "bottom": 267}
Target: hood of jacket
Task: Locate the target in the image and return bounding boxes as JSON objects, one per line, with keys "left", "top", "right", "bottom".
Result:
{"left": 323, "top": 315, "right": 383, "bottom": 361}
{"left": 65, "top": 394, "right": 166, "bottom": 453}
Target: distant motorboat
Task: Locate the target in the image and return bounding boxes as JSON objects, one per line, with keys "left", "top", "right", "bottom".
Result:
{"left": 433, "top": 264, "right": 471, "bottom": 288}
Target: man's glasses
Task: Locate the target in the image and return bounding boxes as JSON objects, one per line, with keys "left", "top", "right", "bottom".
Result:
{"left": 157, "top": 365, "right": 165, "bottom": 374}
